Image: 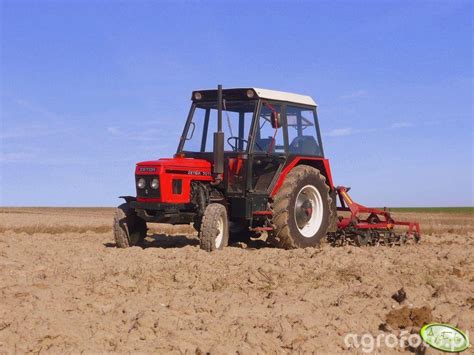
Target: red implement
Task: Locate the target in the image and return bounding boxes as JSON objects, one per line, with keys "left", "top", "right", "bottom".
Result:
{"left": 333, "top": 186, "right": 420, "bottom": 245}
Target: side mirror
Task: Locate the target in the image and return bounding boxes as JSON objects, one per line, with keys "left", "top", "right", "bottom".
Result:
{"left": 271, "top": 111, "right": 282, "bottom": 129}
{"left": 185, "top": 122, "right": 196, "bottom": 140}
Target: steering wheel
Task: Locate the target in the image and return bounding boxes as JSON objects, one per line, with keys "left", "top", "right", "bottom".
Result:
{"left": 227, "top": 137, "right": 248, "bottom": 151}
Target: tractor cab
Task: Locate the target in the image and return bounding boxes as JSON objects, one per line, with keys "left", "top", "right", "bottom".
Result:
{"left": 180, "top": 88, "right": 323, "bottom": 156}
{"left": 178, "top": 88, "right": 325, "bottom": 197}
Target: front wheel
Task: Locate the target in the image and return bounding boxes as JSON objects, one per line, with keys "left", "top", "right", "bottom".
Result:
{"left": 269, "top": 165, "right": 333, "bottom": 249}
{"left": 113, "top": 203, "right": 147, "bottom": 248}
{"left": 199, "top": 203, "right": 229, "bottom": 252}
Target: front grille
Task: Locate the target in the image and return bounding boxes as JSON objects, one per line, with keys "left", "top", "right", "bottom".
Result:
{"left": 136, "top": 175, "right": 160, "bottom": 198}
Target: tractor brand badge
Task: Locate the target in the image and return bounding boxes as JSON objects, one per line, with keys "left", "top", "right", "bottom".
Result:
{"left": 420, "top": 323, "right": 470, "bottom": 353}
{"left": 165, "top": 169, "right": 210, "bottom": 176}
{"left": 139, "top": 167, "right": 156, "bottom": 172}
{"left": 188, "top": 170, "right": 210, "bottom": 176}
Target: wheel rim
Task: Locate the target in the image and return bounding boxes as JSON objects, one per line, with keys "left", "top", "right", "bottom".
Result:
{"left": 215, "top": 216, "right": 224, "bottom": 248}
{"left": 294, "top": 184, "right": 323, "bottom": 238}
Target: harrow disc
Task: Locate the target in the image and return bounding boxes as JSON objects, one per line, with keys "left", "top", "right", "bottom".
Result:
{"left": 326, "top": 229, "right": 420, "bottom": 247}
{"left": 355, "top": 232, "right": 372, "bottom": 247}
{"left": 398, "top": 233, "right": 407, "bottom": 245}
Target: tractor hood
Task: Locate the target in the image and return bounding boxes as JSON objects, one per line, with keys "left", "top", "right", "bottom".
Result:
{"left": 135, "top": 157, "right": 212, "bottom": 204}
{"left": 135, "top": 157, "right": 211, "bottom": 175}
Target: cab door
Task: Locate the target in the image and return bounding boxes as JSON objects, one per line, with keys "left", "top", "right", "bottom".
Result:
{"left": 225, "top": 111, "right": 252, "bottom": 195}
{"left": 248, "top": 101, "right": 287, "bottom": 193}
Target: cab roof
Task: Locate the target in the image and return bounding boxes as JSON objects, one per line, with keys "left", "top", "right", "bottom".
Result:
{"left": 192, "top": 87, "right": 317, "bottom": 107}
{"left": 253, "top": 88, "right": 316, "bottom": 106}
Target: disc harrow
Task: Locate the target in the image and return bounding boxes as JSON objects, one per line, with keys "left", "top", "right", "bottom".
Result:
{"left": 327, "top": 186, "right": 421, "bottom": 247}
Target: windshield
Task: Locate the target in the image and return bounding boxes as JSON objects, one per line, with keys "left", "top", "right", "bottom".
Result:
{"left": 181, "top": 100, "right": 256, "bottom": 153}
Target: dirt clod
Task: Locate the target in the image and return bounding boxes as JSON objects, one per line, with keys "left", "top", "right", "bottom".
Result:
{"left": 392, "top": 287, "right": 407, "bottom": 303}
{"left": 385, "top": 306, "right": 433, "bottom": 329}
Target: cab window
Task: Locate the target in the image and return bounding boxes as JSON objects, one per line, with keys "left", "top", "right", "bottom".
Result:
{"left": 286, "top": 105, "right": 322, "bottom": 156}
{"left": 182, "top": 101, "right": 256, "bottom": 153}
{"left": 253, "top": 102, "right": 285, "bottom": 153}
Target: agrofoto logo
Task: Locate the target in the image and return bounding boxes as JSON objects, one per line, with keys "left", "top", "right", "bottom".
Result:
{"left": 420, "top": 323, "right": 470, "bottom": 353}
{"left": 344, "top": 323, "right": 470, "bottom": 353}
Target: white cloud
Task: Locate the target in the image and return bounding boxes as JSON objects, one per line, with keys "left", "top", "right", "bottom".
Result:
{"left": 14, "top": 98, "right": 61, "bottom": 120}
{"left": 390, "top": 122, "right": 414, "bottom": 129}
{"left": 326, "top": 128, "right": 354, "bottom": 137}
{"left": 325, "top": 127, "right": 377, "bottom": 137}
{"left": 0, "top": 151, "right": 137, "bottom": 165}
{"left": 106, "top": 125, "right": 174, "bottom": 142}
{"left": 0, "top": 125, "right": 72, "bottom": 139}
{"left": 339, "top": 90, "right": 368, "bottom": 100}
{"left": 107, "top": 126, "right": 121, "bottom": 135}
{"left": 0, "top": 152, "right": 36, "bottom": 163}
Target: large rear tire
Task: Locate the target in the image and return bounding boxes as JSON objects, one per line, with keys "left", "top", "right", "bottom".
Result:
{"left": 113, "top": 203, "right": 147, "bottom": 248}
{"left": 200, "top": 203, "right": 229, "bottom": 252}
{"left": 269, "top": 165, "right": 332, "bottom": 249}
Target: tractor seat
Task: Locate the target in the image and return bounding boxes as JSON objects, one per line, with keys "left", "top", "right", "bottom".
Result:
{"left": 289, "top": 136, "right": 320, "bottom": 155}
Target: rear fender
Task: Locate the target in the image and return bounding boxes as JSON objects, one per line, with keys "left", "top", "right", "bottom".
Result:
{"left": 270, "top": 157, "right": 334, "bottom": 197}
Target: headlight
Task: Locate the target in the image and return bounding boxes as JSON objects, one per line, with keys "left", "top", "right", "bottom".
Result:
{"left": 150, "top": 178, "right": 159, "bottom": 189}
{"left": 137, "top": 178, "right": 146, "bottom": 189}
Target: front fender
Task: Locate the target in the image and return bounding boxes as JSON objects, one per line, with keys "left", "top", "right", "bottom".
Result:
{"left": 119, "top": 196, "right": 136, "bottom": 204}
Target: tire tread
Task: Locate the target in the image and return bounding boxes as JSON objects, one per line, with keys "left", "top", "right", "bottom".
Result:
{"left": 200, "top": 203, "right": 228, "bottom": 252}
{"left": 269, "top": 165, "right": 333, "bottom": 249}
{"left": 113, "top": 203, "right": 146, "bottom": 248}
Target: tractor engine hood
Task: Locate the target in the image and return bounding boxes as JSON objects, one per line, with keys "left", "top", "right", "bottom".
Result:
{"left": 135, "top": 157, "right": 212, "bottom": 176}
{"left": 135, "top": 157, "right": 212, "bottom": 204}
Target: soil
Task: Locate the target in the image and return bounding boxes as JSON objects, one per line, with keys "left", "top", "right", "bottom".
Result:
{"left": 385, "top": 306, "right": 433, "bottom": 329}
{"left": 0, "top": 208, "right": 472, "bottom": 353}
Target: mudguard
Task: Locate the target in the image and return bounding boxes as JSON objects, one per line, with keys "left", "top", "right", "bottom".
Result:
{"left": 119, "top": 196, "right": 136, "bottom": 204}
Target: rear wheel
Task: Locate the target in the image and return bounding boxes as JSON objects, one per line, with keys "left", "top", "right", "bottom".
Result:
{"left": 113, "top": 203, "right": 147, "bottom": 248}
{"left": 269, "top": 165, "right": 333, "bottom": 249}
{"left": 200, "top": 203, "right": 229, "bottom": 252}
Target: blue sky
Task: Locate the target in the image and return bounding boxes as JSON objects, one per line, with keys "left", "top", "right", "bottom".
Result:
{"left": 1, "top": 1, "right": 472, "bottom": 207}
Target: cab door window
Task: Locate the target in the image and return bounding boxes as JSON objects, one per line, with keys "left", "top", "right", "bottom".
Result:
{"left": 253, "top": 102, "right": 284, "bottom": 154}
{"left": 286, "top": 105, "right": 322, "bottom": 156}
{"left": 251, "top": 102, "right": 285, "bottom": 192}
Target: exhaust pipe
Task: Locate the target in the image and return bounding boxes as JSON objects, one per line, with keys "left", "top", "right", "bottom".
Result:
{"left": 212, "top": 85, "right": 224, "bottom": 182}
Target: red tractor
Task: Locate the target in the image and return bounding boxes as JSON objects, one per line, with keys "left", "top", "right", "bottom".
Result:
{"left": 114, "top": 86, "right": 419, "bottom": 251}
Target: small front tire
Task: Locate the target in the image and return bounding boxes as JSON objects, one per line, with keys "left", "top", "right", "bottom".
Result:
{"left": 200, "top": 203, "right": 229, "bottom": 252}
{"left": 113, "top": 203, "right": 147, "bottom": 248}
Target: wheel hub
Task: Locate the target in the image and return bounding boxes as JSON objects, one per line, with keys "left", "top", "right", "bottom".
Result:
{"left": 294, "top": 185, "right": 324, "bottom": 238}
{"left": 296, "top": 199, "right": 313, "bottom": 228}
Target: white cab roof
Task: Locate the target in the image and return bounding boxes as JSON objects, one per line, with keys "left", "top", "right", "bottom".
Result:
{"left": 253, "top": 88, "right": 317, "bottom": 107}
